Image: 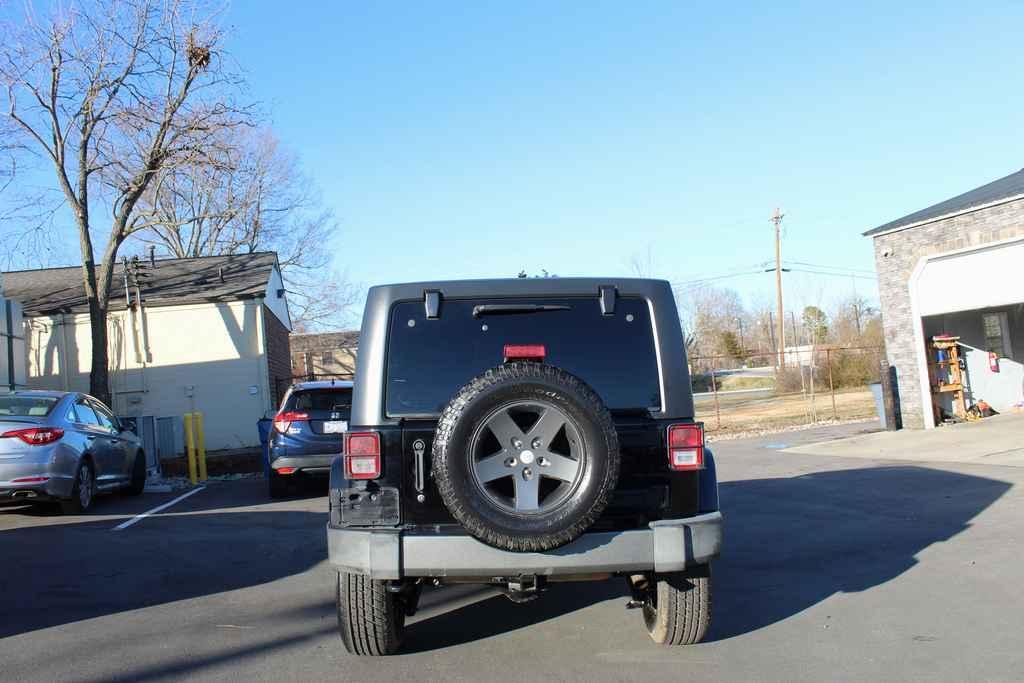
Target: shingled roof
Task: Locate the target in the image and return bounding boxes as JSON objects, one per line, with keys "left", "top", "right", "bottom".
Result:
{"left": 3, "top": 252, "right": 280, "bottom": 316}
{"left": 865, "top": 168, "right": 1024, "bottom": 237}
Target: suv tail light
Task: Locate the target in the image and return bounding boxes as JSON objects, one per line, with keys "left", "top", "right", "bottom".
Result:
{"left": 504, "top": 344, "right": 546, "bottom": 362}
{"left": 1, "top": 427, "right": 64, "bottom": 445}
{"left": 667, "top": 423, "right": 704, "bottom": 470}
{"left": 273, "top": 411, "right": 308, "bottom": 433}
{"left": 344, "top": 431, "right": 381, "bottom": 479}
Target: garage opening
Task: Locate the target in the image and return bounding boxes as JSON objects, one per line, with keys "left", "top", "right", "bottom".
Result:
{"left": 922, "top": 306, "right": 1023, "bottom": 421}
{"left": 912, "top": 237, "right": 1024, "bottom": 426}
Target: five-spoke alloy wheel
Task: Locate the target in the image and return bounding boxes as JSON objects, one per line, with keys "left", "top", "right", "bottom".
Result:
{"left": 432, "top": 362, "right": 620, "bottom": 552}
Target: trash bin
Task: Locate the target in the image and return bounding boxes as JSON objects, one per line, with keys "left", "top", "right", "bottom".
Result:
{"left": 868, "top": 382, "right": 886, "bottom": 429}
{"left": 257, "top": 417, "right": 273, "bottom": 479}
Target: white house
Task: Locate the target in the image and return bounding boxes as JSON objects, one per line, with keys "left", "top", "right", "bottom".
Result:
{"left": 3, "top": 252, "right": 293, "bottom": 452}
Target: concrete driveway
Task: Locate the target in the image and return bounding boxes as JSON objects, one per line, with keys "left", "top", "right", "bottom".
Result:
{"left": 786, "top": 412, "right": 1024, "bottom": 466}
{"left": 1, "top": 423, "right": 1022, "bottom": 682}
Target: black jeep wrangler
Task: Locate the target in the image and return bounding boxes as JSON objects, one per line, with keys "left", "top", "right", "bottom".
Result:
{"left": 327, "top": 278, "right": 722, "bottom": 655}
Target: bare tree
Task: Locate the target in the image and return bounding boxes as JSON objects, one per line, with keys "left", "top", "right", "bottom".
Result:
{"left": 132, "top": 127, "right": 358, "bottom": 330}
{"left": 0, "top": 0, "right": 251, "bottom": 404}
{"left": 0, "top": 118, "right": 16, "bottom": 195}
{"left": 676, "top": 284, "right": 746, "bottom": 367}
{"left": 627, "top": 244, "right": 658, "bottom": 278}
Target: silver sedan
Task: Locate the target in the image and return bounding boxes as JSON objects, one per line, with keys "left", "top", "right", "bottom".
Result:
{"left": 0, "top": 391, "right": 146, "bottom": 513}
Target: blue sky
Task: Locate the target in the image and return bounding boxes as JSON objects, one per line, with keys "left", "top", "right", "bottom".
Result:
{"left": 11, "top": 1, "right": 1024, "bottom": 322}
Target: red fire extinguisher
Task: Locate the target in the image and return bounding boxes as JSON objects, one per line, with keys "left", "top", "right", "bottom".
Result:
{"left": 989, "top": 352, "right": 1000, "bottom": 373}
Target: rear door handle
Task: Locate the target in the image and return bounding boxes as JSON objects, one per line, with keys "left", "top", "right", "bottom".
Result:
{"left": 412, "top": 438, "right": 426, "bottom": 500}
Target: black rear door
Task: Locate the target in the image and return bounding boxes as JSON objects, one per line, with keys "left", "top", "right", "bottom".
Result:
{"left": 384, "top": 296, "right": 697, "bottom": 526}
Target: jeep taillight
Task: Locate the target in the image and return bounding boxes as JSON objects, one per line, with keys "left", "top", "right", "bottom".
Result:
{"left": 344, "top": 431, "right": 381, "bottom": 479}
{"left": 273, "top": 411, "right": 308, "bottom": 433}
{"left": 667, "top": 423, "right": 704, "bottom": 471}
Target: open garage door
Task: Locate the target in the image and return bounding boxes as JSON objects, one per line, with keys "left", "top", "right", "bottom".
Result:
{"left": 911, "top": 238, "right": 1024, "bottom": 427}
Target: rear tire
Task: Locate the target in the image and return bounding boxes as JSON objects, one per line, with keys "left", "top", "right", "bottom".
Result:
{"left": 639, "top": 569, "right": 712, "bottom": 645}
{"left": 336, "top": 572, "right": 405, "bottom": 656}
{"left": 126, "top": 451, "right": 146, "bottom": 496}
{"left": 60, "top": 460, "right": 95, "bottom": 514}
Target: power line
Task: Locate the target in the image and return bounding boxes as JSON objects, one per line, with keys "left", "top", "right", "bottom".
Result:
{"left": 671, "top": 269, "right": 766, "bottom": 289}
{"left": 786, "top": 266, "right": 876, "bottom": 278}
{"left": 670, "top": 262, "right": 770, "bottom": 287}
{"left": 783, "top": 260, "right": 875, "bottom": 275}
{"left": 669, "top": 264, "right": 877, "bottom": 291}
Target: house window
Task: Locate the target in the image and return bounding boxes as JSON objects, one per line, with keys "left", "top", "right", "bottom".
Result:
{"left": 322, "top": 351, "right": 334, "bottom": 364}
{"left": 292, "top": 353, "right": 306, "bottom": 372}
{"left": 983, "top": 312, "right": 1011, "bottom": 358}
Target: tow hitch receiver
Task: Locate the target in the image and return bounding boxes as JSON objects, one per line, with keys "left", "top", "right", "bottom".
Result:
{"left": 500, "top": 575, "right": 546, "bottom": 603}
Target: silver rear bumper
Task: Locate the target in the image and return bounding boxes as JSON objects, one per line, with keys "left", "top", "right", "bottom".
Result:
{"left": 327, "top": 511, "right": 722, "bottom": 580}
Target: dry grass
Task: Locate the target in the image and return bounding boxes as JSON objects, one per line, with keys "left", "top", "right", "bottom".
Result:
{"left": 697, "top": 388, "right": 876, "bottom": 434}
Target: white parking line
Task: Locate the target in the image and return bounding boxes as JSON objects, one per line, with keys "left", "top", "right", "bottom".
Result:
{"left": 111, "top": 486, "right": 207, "bottom": 531}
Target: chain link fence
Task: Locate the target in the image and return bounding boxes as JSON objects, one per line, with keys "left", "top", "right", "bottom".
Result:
{"left": 689, "top": 346, "right": 885, "bottom": 436}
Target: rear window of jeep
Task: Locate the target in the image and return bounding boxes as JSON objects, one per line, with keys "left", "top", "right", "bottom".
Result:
{"left": 385, "top": 297, "right": 661, "bottom": 416}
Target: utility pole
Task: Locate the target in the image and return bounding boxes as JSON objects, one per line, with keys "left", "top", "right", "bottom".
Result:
{"left": 771, "top": 208, "right": 786, "bottom": 368}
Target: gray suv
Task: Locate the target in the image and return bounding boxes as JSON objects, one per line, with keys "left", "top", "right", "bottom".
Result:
{"left": 327, "top": 278, "right": 722, "bottom": 655}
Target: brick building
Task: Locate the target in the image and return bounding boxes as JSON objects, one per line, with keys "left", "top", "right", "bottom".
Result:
{"left": 289, "top": 330, "right": 359, "bottom": 382}
{"left": 866, "top": 168, "right": 1024, "bottom": 428}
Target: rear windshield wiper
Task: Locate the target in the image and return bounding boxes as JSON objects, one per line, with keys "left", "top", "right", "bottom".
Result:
{"left": 472, "top": 304, "right": 571, "bottom": 318}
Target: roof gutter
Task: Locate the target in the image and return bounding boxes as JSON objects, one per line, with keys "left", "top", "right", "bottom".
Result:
{"left": 864, "top": 191, "right": 1024, "bottom": 238}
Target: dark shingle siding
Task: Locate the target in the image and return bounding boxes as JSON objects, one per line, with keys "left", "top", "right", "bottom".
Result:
{"left": 865, "top": 168, "right": 1024, "bottom": 237}
{"left": 2, "top": 252, "right": 278, "bottom": 316}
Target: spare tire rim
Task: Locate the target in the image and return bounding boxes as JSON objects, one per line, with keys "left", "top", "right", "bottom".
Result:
{"left": 469, "top": 400, "right": 584, "bottom": 515}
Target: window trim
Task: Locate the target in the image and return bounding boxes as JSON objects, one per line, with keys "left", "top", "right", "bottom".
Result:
{"left": 89, "top": 399, "right": 119, "bottom": 431}
{"left": 72, "top": 399, "right": 101, "bottom": 426}
{"left": 982, "top": 311, "right": 1013, "bottom": 359}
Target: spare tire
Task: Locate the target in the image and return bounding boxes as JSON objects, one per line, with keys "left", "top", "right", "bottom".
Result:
{"left": 432, "top": 362, "right": 620, "bottom": 552}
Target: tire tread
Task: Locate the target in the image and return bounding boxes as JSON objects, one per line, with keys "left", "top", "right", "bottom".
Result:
{"left": 432, "top": 362, "right": 620, "bottom": 552}
{"left": 646, "top": 571, "right": 712, "bottom": 646}
{"left": 336, "top": 572, "right": 404, "bottom": 656}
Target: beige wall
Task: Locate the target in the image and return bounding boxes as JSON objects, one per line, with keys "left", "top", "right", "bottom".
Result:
{"left": 26, "top": 300, "right": 273, "bottom": 451}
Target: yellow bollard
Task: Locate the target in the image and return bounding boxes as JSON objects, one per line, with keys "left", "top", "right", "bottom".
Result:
{"left": 184, "top": 412, "right": 198, "bottom": 485}
{"left": 195, "top": 412, "right": 207, "bottom": 482}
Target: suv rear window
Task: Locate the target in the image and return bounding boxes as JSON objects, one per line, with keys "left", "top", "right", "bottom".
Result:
{"left": 386, "top": 297, "right": 661, "bottom": 416}
{"left": 286, "top": 388, "right": 353, "bottom": 416}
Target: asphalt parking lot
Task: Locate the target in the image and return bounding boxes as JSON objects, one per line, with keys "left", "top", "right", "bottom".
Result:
{"left": 2, "top": 422, "right": 1023, "bottom": 683}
